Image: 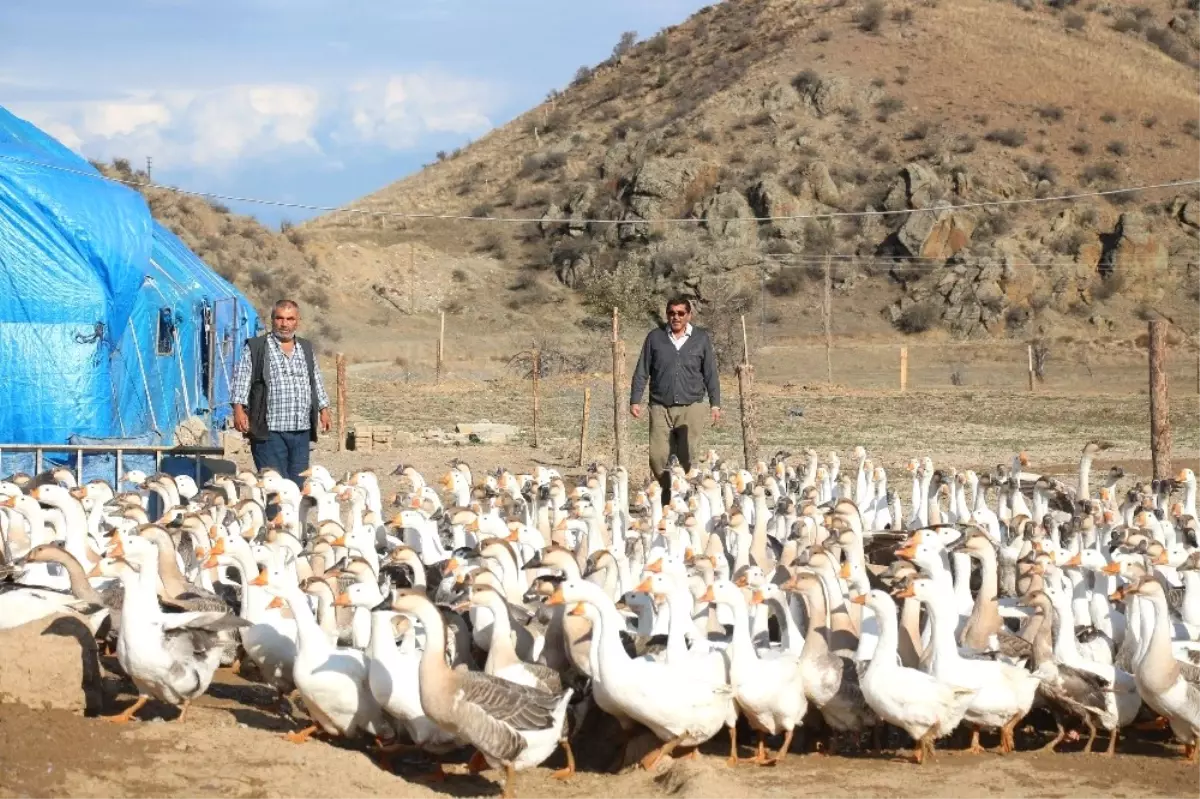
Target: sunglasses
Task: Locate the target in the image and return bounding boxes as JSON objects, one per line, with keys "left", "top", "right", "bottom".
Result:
{"left": 666, "top": 310, "right": 689, "bottom": 317}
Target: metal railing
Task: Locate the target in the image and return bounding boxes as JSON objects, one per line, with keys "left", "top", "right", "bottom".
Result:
{"left": 0, "top": 443, "right": 226, "bottom": 486}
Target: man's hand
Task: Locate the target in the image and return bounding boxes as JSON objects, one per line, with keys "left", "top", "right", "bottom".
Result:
{"left": 320, "top": 408, "right": 332, "bottom": 433}
{"left": 711, "top": 407, "right": 721, "bottom": 425}
{"left": 630, "top": 404, "right": 642, "bottom": 419}
{"left": 233, "top": 406, "right": 250, "bottom": 434}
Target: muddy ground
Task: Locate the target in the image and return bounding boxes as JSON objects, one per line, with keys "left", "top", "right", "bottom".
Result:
{"left": 1, "top": 658, "right": 1197, "bottom": 799}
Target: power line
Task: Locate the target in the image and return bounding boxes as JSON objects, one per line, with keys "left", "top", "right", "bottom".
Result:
{"left": 0, "top": 152, "right": 1198, "bottom": 226}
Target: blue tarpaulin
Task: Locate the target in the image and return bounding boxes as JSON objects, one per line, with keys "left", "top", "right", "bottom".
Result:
{"left": 0, "top": 106, "right": 260, "bottom": 453}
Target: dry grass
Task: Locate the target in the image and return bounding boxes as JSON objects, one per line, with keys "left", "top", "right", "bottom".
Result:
{"left": 339, "top": 341, "right": 1200, "bottom": 479}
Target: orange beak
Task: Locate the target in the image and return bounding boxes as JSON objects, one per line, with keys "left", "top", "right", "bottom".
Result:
{"left": 409, "top": 496, "right": 422, "bottom": 509}
{"left": 506, "top": 529, "right": 521, "bottom": 543}
{"left": 251, "top": 568, "right": 269, "bottom": 587}
{"left": 749, "top": 589, "right": 765, "bottom": 606}
{"left": 332, "top": 535, "right": 347, "bottom": 547}
{"left": 896, "top": 545, "right": 918, "bottom": 560}
{"left": 635, "top": 576, "right": 654, "bottom": 593}
{"left": 1102, "top": 562, "right": 1121, "bottom": 575}
{"left": 267, "top": 596, "right": 284, "bottom": 610}
{"left": 547, "top": 586, "right": 565, "bottom": 606}
{"left": 734, "top": 574, "right": 748, "bottom": 587}
{"left": 839, "top": 561, "right": 852, "bottom": 579}
{"left": 1064, "top": 553, "right": 1081, "bottom": 568}
{"left": 109, "top": 536, "right": 125, "bottom": 560}
{"left": 1152, "top": 550, "right": 1169, "bottom": 566}
{"left": 209, "top": 538, "right": 225, "bottom": 556}
{"left": 698, "top": 585, "right": 715, "bottom": 603}
{"left": 569, "top": 602, "right": 587, "bottom": 617}
{"left": 894, "top": 584, "right": 915, "bottom": 599}
{"left": 645, "top": 559, "right": 663, "bottom": 574}
{"left": 334, "top": 592, "right": 351, "bottom": 607}
{"left": 850, "top": 594, "right": 868, "bottom": 605}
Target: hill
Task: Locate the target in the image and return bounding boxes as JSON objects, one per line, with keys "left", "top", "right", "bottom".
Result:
{"left": 294, "top": 0, "right": 1199, "bottom": 367}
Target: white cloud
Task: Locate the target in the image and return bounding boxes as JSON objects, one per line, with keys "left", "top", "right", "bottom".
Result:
{"left": 333, "top": 72, "right": 494, "bottom": 150}
{"left": 8, "top": 70, "right": 496, "bottom": 173}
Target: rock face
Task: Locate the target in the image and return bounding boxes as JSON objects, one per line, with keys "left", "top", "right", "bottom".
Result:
{"left": 747, "top": 178, "right": 806, "bottom": 238}
{"left": 627, "top": 158, "right": 705, "bottom": 220}
{"left": 0, "top": 615, "right": 106, "bottom": 714}
{"left": 1103, "top": 211, "right": 1167, "bottom": 279}
{"left": 808, "top": 162, "right": 841, "bottom": 207}
{"left": 800, "top": 75, "right": 881, "bottom": 118}
{"left": 897, "top": 201, "right": 975, "bottom": 260}
{"left": 887, "top": 252, "right": 1015, "bottom": 338}
{"left": 884, "top": 163, "right": 943, "bottom": 211}
{"left": 699, "top": 189, "right": 756, "bottom": 246}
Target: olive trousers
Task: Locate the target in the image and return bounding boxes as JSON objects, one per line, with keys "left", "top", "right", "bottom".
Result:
{"left": 648, "top": 401, "right": 708, "bottom": 503}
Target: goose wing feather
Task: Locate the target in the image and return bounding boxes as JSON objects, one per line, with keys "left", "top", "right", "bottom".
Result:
{"left": 452, "top": 671, "right": 559, "bottom": 761}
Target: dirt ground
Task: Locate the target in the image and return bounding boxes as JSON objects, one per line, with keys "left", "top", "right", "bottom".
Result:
{"left": 2, "top": 660, "right": 1198, "bottom": 799}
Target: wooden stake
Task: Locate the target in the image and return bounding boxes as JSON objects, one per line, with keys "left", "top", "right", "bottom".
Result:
{"left": 578, "top": 387, "right": 592, "bottom": 467}
{"left": 335, "top": 352, "right": 347, "bottom": 452}
{"left": 737, "top": 362, "right": 758, "bottom": 471}
{"left": 409, "top": 242, "right": 416, "bottom": 314}
{"left": 436, "top": 311, "right": 445, "bottom": 385}
{"left": 1027, "top": 344, "right": 1035, "bottom": 392}
{"left": 823, "top": 254, "right": 833, "bottom": 386}
{"left": 532, "top": 348, "right": 541, "bottom": 449}
{"left": 900, "top": 346, "right": 908, "bottom": 392}
{"left": 612, "top": 308, "right": 628, "bottom": 469}
{"left": 1148, "top": 320, "right": 1172, "bottom": 480}
{"left": 741, "top": 314, "right": 750, "bottom": 364}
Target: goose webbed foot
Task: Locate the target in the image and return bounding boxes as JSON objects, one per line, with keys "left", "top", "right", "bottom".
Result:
{"left": 103, "top": 695, "right": 148, "bottom": 724}
{"left": 965, "top": 726, "right": 986, "bottom": 754}
{"left": 640, "top": 736, "right": 681, "bottom": 772}
{"left": 174, "top": 699, "right": 190, "bottom": 723}
{"left": 283, "top": 724, "right": 319, "bottom": 744}
{"left": 1040, "top": 719, "right": 1065, "bottom": 752}
{"left": 551, "top": 739, "right": 575, "bottom": 781}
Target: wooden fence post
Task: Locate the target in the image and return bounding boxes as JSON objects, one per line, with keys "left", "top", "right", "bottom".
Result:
{"left": 1027, "top": 344, "right": 1035, "bottom": 392}
{"left": 335, "top": 353, "right": 347, "bottom": 451}
{"left": 612, "top": 308, "right": 627, "bottom": 469}
{"left": 823, "top": 253, "right": 833, "bottom": 386}
{"left": 1148, "top": 320, "right": 1172, "bottom": 480}
{"left": 900, "top": 346, "right": 908, "bottom": 392}
{"left": 737, "top": 315, "right": 758, "bottom": 471}
{"left": 436, "top": 310, "right": 445, "bottom": 385}
{"left": 578, "top": 387, "right": 592, "bottom": 467}
{"left": 532, "top": 348, "right": 541, "bottom": 449}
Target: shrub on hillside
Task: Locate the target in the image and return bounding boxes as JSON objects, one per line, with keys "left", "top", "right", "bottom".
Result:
{"left": 854, "top": 0, "right": 886, "bottom": 33}
{"left": 895, "top": 301, "right": 938, "bottom": 334}
{"left": 766, "top": 268, "right": 807, "bottom": 297}
{"left": 985, "top": 128, "right": 1026, "bottom": 147}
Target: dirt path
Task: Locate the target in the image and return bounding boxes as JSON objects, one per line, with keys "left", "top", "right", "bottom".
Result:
{"left": 1, "top": 665, "right": 1196, "bottom": 799}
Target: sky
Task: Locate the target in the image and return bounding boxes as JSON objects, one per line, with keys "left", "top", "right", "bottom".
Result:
{"left": 2, "top": 0, "right": 713, "bottom": 227}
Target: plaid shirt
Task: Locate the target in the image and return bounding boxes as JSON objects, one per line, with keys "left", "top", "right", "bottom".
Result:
{"left": 231, "top": 334, "right": 330, "bottom": 432}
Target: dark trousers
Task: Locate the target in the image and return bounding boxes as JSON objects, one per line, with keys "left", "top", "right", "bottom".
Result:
{"left": 250, "top": 430, "right": 311, "bottom": 487}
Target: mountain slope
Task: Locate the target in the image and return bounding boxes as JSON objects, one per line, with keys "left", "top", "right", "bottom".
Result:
{"left": 300, "top": 0, "right": 1200, "bottom": 363}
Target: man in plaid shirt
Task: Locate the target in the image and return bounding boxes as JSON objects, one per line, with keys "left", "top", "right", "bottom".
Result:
{"left": 231, "top": 299, "right": 331, "bottom": 487}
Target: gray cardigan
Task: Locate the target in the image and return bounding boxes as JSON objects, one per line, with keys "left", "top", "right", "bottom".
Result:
{"left": 629, "top": 325, "right": 720, "bottom": 408}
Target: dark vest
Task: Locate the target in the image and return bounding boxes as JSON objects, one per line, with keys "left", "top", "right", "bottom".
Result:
{"left": 246, "top": 334, "right": 319, "bottom": 443}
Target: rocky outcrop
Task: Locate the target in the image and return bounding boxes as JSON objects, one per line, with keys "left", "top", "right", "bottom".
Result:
{"left": 798, "top": 74, "right": 882, "bottom": 118}
{"left": 747, "top": 177, "right": 806, "bottom": 238}
{"left": 888, "top": 253, "right": 1014, "bottom": 337}
{"left": 808, "top": 162, "right": 841, "bottom": 207}
{"left": 699, "top": 189, "right": 756, "bottom": 246}
{"left": 897, "top": 201, "right": 975, "bottom": 260}
{"left": 884, "top": 163, "right": 943, "bottom": 211}
{"left": 1102, "top": 211, "right": 1168, "bottom": 279}
{"left": 626, "top": 158, "right": 705, "bottom": 220}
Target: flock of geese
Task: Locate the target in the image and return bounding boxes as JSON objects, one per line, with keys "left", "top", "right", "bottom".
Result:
{"left": 1, "top": 444, "right": 1199, "bottom": 797}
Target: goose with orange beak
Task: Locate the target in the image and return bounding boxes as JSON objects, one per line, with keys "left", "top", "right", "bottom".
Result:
{"left": 546, "top": 578, "right": 733, "bottom": 771}
{"left": 854, "top": 587, "right": 975, "bottom": 764}
{"left": 101, "top": 530, "right": 248, "bottom": 724}
{"left": 700, "top": 579, "right": 805, "bottom": 767}
{"left": 391, "top": 590, "right": 574, "bottom": 797}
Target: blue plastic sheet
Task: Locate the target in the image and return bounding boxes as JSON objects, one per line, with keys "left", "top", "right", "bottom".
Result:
{"left": 0, "top": 106, "right": 260, "bottom": 446}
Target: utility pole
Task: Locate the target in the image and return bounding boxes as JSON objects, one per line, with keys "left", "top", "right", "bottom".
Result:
{"left": 145, "top": 156, "right": 153, "bottom": 183}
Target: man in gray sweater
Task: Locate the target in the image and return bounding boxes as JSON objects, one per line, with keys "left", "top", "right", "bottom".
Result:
{"left": 629, "top": 296, "right": 721, "bottom": 502}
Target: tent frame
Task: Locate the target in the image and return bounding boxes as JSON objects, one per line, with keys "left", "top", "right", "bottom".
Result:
{"left": 0, "top": 443, "right": 224, "bottom": 484}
